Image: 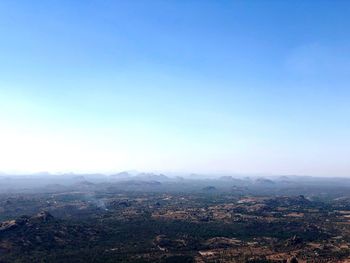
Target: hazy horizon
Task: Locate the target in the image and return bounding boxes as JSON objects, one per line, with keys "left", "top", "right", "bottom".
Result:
{"left": 1, "top": 1, "right": 350, "bottom": 176}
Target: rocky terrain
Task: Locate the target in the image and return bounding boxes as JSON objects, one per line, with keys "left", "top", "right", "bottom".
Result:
{"left": 1, "top": 174, "right": 350, "bottom": 262}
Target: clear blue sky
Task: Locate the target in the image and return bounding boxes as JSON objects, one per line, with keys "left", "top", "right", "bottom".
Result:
{"left": 0, "top": 0, "right": 349, "bottom": 176}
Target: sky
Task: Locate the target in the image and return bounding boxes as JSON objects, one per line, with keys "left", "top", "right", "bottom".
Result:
{"left": 0, "top": 0, "right": 350, "bottom": 176}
